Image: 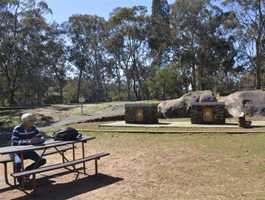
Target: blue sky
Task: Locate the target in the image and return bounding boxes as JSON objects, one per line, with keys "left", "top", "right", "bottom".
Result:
{"left": 44, "top": 0, "right": 176, "bottom": 23}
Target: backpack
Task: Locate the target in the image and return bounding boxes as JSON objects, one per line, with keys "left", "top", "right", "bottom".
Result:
{"left": 53, "top": 127, "right": 82, "bottom": 141}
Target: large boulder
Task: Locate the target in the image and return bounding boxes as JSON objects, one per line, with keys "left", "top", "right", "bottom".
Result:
{"left": 220, "top": 90, "right": 265, "bottom": 117}
{"left": 158, "top": 90, "right": 216, "bottom": 118}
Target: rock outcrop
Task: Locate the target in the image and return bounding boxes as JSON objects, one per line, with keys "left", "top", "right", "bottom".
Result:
{"left": 220, "top": 90, "right": 265, "bottom": 117}
{"left": 158, "top": 90, "right": 216, "bottom": 118}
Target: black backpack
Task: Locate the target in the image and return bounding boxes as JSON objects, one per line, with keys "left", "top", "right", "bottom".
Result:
{"left": 53, "top": 127, "right": 82, "bottom": 141}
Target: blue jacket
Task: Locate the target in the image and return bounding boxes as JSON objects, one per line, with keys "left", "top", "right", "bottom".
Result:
{"left": 11, "top": 124, "right": 41, "bottom": 146}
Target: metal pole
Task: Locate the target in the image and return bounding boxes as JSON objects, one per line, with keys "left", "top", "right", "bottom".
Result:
{"left": 81, "top": 103, "right": 83, "bottom": 115}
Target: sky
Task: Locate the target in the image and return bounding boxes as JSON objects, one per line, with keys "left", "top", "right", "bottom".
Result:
{"left": 44, "top": 0, "right": 176, "bottom": 23}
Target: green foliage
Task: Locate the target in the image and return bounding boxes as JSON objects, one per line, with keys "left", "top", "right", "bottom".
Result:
{"left": 171, "top": 0, "right": 239, "bottom": 91}
{"left": 0, "top": 0, "right": 264, "bottom": 106}
{"left": 223, "top": 0, "right": 265, "bottom": 89}
{"left": 67, "top": 15, "right": 109, "bottom": 102}
{"left": 0, "top": 0, "right": 67, "bottom": 105}
{"left": 150, "top": 0, "right": 171, "bottom": 66}
{"left": 147, "top": 64, "right": 183, "bottom": 99}
{"left": 108, "top": 6, "right": 151, "bottom": 100}
{"left": 63, "top": 81, "right": 78, "bottom": 103}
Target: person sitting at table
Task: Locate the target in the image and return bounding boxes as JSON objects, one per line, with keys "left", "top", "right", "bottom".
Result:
{"left": 11, "top": 113, "right": 46, "bottom": 177}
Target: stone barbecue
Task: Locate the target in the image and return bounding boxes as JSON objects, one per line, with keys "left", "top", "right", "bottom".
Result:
{"left": 191, "top": 102, "right": 226, "bottom": 124}
{"left": 125, "top": 103, "right": 158, "bottom": 124}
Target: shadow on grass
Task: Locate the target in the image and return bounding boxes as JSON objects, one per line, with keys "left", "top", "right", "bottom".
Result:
{"left": 249, "top": 125, "right": 265, "bottom": 128}
{"left": 11, "top": 173, "right": 123, "bottom": 200}
{"left": 225, "top": 122, "right": 265, "bottom": 129}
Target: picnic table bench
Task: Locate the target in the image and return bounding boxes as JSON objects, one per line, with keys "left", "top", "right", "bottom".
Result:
{"left": 0, "top": 136, "right": 110, "bottom": 191}
{"left": 0, "top": 145, "right": 75, "bottom": 185}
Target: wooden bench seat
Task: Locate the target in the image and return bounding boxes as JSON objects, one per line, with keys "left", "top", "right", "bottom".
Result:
{"left": 12, "top": 152, "right": 110, "bottom": 189}
{"left": 0, "top": 146, "right": 74, "bottom": 164}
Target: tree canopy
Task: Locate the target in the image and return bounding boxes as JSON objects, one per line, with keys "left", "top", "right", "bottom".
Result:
{"left": 0, "top": 0, "right": 264, "bottom": 106}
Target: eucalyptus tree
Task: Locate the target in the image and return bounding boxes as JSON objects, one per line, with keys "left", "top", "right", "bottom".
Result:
{"left": 150, "top": 0, "right": 171, "bottom": 67}
{"left": 0, "top": 0, "right": 52, "bottom": 105}
{"left": 107, "top": 6, "right": 151, "bottom": 100}
{"left": 45, "top": 23, "right": 68, "bottom": 103}
{"left": 223, "top": 0, "right": 265, "bottom": 89}
{"left": 171, "top": 0, "right": 238, "bottom": 91}
{"left": 20, "top": 1, "right": 53, "bottom": 104}
{"left": 67, "top": 15, "right": 109, "bottom": 102}
{"left": 0, "top": 0, "right": 23, "bottom": 105}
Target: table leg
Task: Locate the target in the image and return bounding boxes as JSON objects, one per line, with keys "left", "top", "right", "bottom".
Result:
{"left": 32, "top": 174, "right": 37, "bottom": 191}
{"left": 95, "top": 159, "right": 98, "bottom": 175}
{"left": 32, "top": 148, "right": 47, "bottom": 169}
{"left": 82, "top": 142, "right": 86, "bottom": 174}
{"left": 72, "top": 144, "right": 75, "bottom": 161}
{"left": 20, "top": 153, "right": 24, "bottom": 171}
{"left": 72, "top": 144, "right": 77, "bottom": 172}
{"left": 19, "top": 153, "right": 25, "bottom": 189}
{"left": 13, "top": 161, "right": 17, "bottom": 186}
{"left": 3, "top": 162, "right": 11, "bottom": 186}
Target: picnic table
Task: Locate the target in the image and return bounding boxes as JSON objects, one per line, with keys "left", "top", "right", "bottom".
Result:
{"left": 0, "top": 136, "right": 110, "bottom": 191}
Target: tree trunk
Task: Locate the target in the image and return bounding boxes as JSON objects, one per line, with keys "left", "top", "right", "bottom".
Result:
{"left": 9, "top": 90, "right": 16, "bottom": 105}
{"left": 59, "top": 84, "right": 64, "bottom": 103}
{"left": 255, "top": 37, "right": 262, "bottom": 89}
{"left": 255, "top": 58, "right": 262, "bottom": 89}
{"left": 191, "top": 63, "right": 197, "bottom": 91}
{"left": 7, "top": 78, "right": 17, "bottom": 105}
{"left": 152, "top": 50, "right": 162, "bottom": 68}
{"left": 197, "top": 65, "right": 204, "bottom": 90}
{"left": 191, "top": 34, "right": 197, "bottom": 91}
{"left": 125, "top": 71, "right": 131, "bottom": 100}
{"left": 198, "top": 47, "right": 209, "bottom": 90}
{"left": 37, "top": 86, "right": 41, "bottom": 105}
{"left": 255, "top": 0, "right": 263, "bottom": 90}
{"left": 132, "top": 78, "right": 140, "bottom": 100}
{"left": 76, "top": 68, "right": 83, "bottom": 103}
{"left": 162, "top": 80, "right": 166, "bottom": 100}
{"left": 116, "top": 66, "right": 122, "bottom": 100}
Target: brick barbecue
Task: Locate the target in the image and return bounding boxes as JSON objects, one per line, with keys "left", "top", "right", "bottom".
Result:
{"left": 191, "top": 102, "right": 226, "bottom": 124}
{"left": 125, "top": 103, "right": 159, "bottom": 124}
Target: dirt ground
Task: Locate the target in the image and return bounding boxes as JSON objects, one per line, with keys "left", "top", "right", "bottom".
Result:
{"left": 1, "top": 132, "right": 265, "bottom": 200}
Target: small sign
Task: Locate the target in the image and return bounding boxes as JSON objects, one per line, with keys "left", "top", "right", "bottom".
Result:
{"left": 79, "top": 97, "right": 85, "bottom": 103}
{"left": 79, "top": 97, "right": 85, "bottom": 115}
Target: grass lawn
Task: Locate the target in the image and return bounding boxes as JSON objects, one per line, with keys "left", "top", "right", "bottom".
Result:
{"left": 1, "top": 123, "right": 265, "bottom": 199}
{"left": 1, "top": 103, "right": 265, "bottom": 199}
{"left": 82, "top": 131, "right": 265, "bottom": 200}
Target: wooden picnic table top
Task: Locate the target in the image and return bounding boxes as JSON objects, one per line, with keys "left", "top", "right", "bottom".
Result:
{"left": 0, "top": 136, "right": 95, "bottom": 155}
